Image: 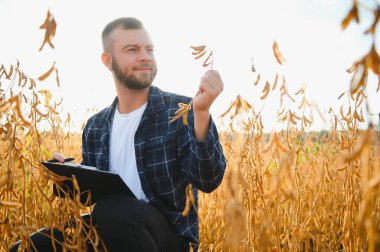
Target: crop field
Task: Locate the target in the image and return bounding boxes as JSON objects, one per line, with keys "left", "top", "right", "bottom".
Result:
{"left": 1, "top": 63, "right": 379, "bottom": 252}
{"left": 1, "top": 2, "right": 380, "bottom": 252}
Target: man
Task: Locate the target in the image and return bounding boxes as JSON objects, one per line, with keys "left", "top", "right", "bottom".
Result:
{"left": 11, "top": 17, "right": 226, "bottom": 251}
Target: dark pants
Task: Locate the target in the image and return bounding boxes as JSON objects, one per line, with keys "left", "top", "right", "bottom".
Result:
{"left": 10, "top": 195, "right": 189, "bottom": 252}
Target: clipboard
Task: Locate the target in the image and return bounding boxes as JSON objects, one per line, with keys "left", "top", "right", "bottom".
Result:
{"left": 41, "top": 160, "right": 136, "bottom": 204}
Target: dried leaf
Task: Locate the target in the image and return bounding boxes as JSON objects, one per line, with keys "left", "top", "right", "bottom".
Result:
{"left": 5, "top": 65, "right": 13, "bottom": 80}
{"left": 345, "top": 125, "right": 373, "bottom": 162}
{"left": 341, "top": 4, "right": 359, "bottom": 30}
{"left": 340, "top": 105, "right": 351, "bottom": 123}
{"left": 295, "top": 84, "right": 306, "bottom": 96}
{"left": 338, "top": 91, "right": 346, "bottom": 100}
{"left": 260, "top": 81, "right": 270, "bottom": 100}
{"left": 350, "top": 62, "right": 367, "bottom": 94}
{"left": 39, "top": 11, "right": 57, "bottom": 51}
{"left": 202, "top": 52, "right": 213, "bottom": 68}
{"left": 38, "top": 62, "right": 55, "bottom": 81}
{"left": 170, "top": 102, "right": 191, "bottom": 125}
{"left": 30, "top": 78, "right": 36, "bottom": 89}
{"left": 365, "top": 45, "right": 380, "bottom": 74}
{"left": 251, "top": 58, "right": 256, "bottom": 72}
{"left": 55, "top": 68, "right": 60, "bottom": 87}
{"left": 38, "top": 89, "right": 52, "bottom": 107}
{"left": 277, "top": 108, "right": 285, "bottom": 117}
{"left": 0, "top": 200, "right": 22, "bottom": 208}
{"left": 254, "top": 74, "right": 260, "bottom": 86}
{"left": 365, "top": 8, "right": 380, "bottom": 34}
{"left": 303, "top": 115, "right": 312, "bottom": 127}
{"left": 280, "top": 78, "right": 295, "bottom": 102}
{"left": 272, "top": 73, "right": 278, "bottom": 90}
{"left": 194, "top": 50, "right": 207, "bottom": 60}
{"left": 273, "top": 40, "right": 286, "bottom": 65}
{"left": 202, "top": 61, "right": 212, "bottom": 68}
{"left": 346, "top": 63, "right": 357, "bottom": 73}
{"left": 39, "top": 10, "right": 51, "bottom": 29}
{"left": 190, "top": 45, "right": 206, "bottom": 52}
{"left": 289, "top": 111, "right": 300, "bottom": 125}
{"left": 220, "top": 95, "right": 252, "bottom": 118}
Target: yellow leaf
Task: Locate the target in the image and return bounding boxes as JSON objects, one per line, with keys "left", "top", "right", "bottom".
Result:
{"left": 350, "top": 63, "right": 367, "bottom": 94}
{"left": 341, "top": 4, "right": 359, "bottom": 30}
{"left": 272, "top": 73, "right": 278, "bottom": 90}
{"left": 365, "top": 8, "right": 380, "bottom": 34}
{"left": 202, "top": 52, "right": 213, "bottom": 68}
{"left": 0, "top": 200, "right": 22, "bottom": 208}
{"left": 338, "top": 91, "right": 346, "bottom": 100}
{"left": 5, "top": 65, "right": 13, "bottom": 80}
{"left": 260, "top": 81, "right": 270, "bottom": 100}
{"left": 55, "top": 68, "right": 60, "bottom": 87}
{"left": 39, "top": 10, "right": 51, "bottom": 29}
{"left": 254, "top": 74, "right": 260, "bottom": 86}
{"left": 345, "top": 125, "right": 373, "bottom": 162}
{"left": 365, "top": 45, "right": 380, "bottom": 74}
{"left": 39, "top": 11, "right": 57, "bottom": 51}
{"left": 190, "top": 45, "right": 206, "bottom": 52}
{"left": 251, "top": 58, "right": 256, "bottom": 72}
{"left": 38, "top": 62, "right": 55, "bottom": 81}
{"left": 183, "top": 113, "right": 188, "bottom": 125}
{"left": 273, "top": 40, "right": 286, "bottom": 65}
{"left": 194, "top": 50, "right": 206, "bottom": 60}
{"left": 294, "top": 84, "right": 306, "bottom": 96}
{"left": 38, "top": 89, "right": 52, "bottom": 107}
{"left": 346, "top": 63, "right": 357, "bottom": 73}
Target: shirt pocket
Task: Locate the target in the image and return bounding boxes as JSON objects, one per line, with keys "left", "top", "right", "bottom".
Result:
{"left": 145, "top": 135, "right": 179, "bottom": 180}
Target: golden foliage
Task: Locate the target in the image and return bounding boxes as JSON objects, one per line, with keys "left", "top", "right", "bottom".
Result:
{"left": 341, "top": 3, "right": 359, "bottom": 30}
{"left": 170, "top": 45, "right": 214, "bottom": 125}
{"left": 273, "top": 40, "right": 286, "bottom": 65}
{"left": 220, "top": 95, "right": 252, "bottom": 118}
{"left": 39, "top": 11, "right": 57, "bottom": 51}
{"left": 2, "top": 2, "right": 380, "bottom": 251}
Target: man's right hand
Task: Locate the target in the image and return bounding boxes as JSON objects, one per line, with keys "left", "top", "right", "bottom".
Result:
{"left": 52, "top": 152, "right": 66, "bottom": 163}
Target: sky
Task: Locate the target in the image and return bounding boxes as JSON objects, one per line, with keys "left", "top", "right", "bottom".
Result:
{"left": 0, "top": 0, "right": 379, "bottom": 132}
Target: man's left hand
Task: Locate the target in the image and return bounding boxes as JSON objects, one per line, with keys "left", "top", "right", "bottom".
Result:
{"left": 192, "top": 70, "right": 223, "bottom": 141}
{"left": 193, "top": 70, "right": 224, "bottom": 113}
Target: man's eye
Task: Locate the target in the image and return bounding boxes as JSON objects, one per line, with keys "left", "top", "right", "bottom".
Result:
{"left": 128, "top": 49, "right": 136, "bottom": 52}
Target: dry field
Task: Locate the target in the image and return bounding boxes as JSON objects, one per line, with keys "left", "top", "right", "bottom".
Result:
{"left": 1, "top": 2, "right": 380, "bottom": 251}
{"left": 0, "top": 71, "right": 379, "bottom": 251}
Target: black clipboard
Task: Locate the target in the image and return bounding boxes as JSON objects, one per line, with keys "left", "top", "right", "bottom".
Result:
{"left": 41, "top": 161, "right": 135, "bottom": 204}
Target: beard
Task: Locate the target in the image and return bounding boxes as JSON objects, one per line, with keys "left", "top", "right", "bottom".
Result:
{"left": 111, "top": 56, "right": 157, "bottom": 90}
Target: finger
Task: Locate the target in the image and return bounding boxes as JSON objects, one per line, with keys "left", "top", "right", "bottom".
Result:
{"left": 205, "top": 69, "right": 220, "bottom": 78}
{"left": 200, "top": 77, "right": 221, "bottom": 96}
{"left": 199, "top": 82, "right": 219, "bottom": 101}
{"left": 201, "top": 73, "right": 223, "bottom": 92}
{"left": 52, "top": 152, "right": 66, "bottom": 163}
{"left": 205, "top": 70, "right": 222, "bottom": 84}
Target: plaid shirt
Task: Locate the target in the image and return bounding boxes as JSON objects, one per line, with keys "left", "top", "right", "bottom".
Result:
{"left": 81, "top": 86, "right": 226, "bottom": 246}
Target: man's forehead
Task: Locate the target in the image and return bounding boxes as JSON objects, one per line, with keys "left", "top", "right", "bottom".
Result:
{"left": 110, "top": 28, "right": 153, "bottom": 47}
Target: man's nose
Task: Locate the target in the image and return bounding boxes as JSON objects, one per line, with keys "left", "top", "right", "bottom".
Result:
{"left": 139, "top": 49, "right": 152, "bottom": 61}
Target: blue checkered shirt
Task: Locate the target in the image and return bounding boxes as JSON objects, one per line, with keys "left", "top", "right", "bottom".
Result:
{"left": 81, "top": 86, "right": 226, "bottom": 246}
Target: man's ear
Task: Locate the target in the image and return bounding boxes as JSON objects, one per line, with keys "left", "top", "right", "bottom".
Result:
{"left": 101, "top": 52, "right": 112, "bottom": 71}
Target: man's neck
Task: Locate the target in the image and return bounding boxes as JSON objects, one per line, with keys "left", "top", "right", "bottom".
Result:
{"left": 116, "top": 83, "right": 150, "bottom": 114}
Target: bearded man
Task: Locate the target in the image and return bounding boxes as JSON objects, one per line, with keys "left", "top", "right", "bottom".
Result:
{"left": 11, "top": 17, "right": 226, "bottom": 252}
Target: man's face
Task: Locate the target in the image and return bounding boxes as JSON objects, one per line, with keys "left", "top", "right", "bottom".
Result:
{"left": 109, "top": 28, "right": 157, "bottom": 90}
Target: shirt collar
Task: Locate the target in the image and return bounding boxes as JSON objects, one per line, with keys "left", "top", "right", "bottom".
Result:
{"left": 110, "top": 85, "right": 166, "bottom": 117}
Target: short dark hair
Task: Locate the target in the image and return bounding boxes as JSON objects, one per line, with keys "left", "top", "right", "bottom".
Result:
{"left": 102, "top": 17, "right": 144, "bottom": 53}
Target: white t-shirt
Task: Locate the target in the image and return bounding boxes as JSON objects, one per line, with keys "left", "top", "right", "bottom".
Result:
{"left": 109, "top": 102, "right": 148, "bottom": 202}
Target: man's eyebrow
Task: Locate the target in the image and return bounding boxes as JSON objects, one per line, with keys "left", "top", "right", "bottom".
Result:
{"left": 121, "top": 44, "right": 154, "bottom": 50}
